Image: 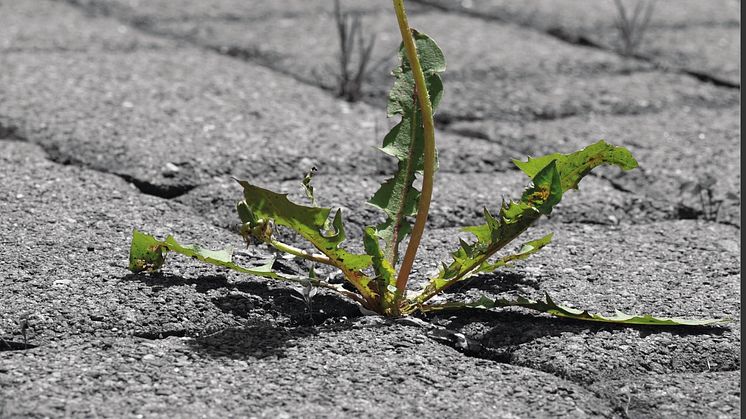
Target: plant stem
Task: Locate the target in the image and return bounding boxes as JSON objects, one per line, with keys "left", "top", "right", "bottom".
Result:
{"left": 268, "top": 238, "right": 333, "bottom": 265}
{"left": 408, "top": 251, "right": 492, "bottom": 310}
{"left": 392, "top": 0, "right": 436, "bottom": 304}
{"left": 313, "top": 281, "right": 369, "bottom": 306}
{"left": 406, "top": 213, "right": 541, "bottom": 311}
{"left": 266, "top": 237, "right": 376, "bottom": 308}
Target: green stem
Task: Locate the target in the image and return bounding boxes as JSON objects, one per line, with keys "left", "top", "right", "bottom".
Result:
{"left": 268, "top": 239, "right": 333, "bottom": 265}
{"left": 266, "top": 237, "right": 377, "bottom": 309}
{"left": 412, "top": 253, "right": 492, "bottom": 306}
{"left": 392, "top": 0, "right": 436, "bottom": 305}
{"left": 314, "top": 281, "right": 369, "bottom": 307}
{"left": 412, "top": 222, "right": 538, "bottom": 308}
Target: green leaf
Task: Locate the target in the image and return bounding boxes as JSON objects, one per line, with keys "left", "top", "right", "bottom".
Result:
{"left": 301, "top": 166, "right": 318, "bottom": 207}
{"left": 129, "top": 229, "right": 282, "bottom": 278}
{"left": 479, "top": 233, "right": 553, "bottom": 272}
{"left": 412, "top": 142, "right": 638, "bottom": 305}
{"left": 130, "top": 229, "right": 375, "bottom": 308}
{"left": 363, "top": 227, "right": 398, "bottom": 313}
{"left": 387, "top": 30, "right": 445, "bottom": 117}
{"left": 422, "top": 293, "right": 728, "bottom": 326}
{"left": 129, "top": 229, "right": 166, "bottom": 272}
{"left": 414, "top": 230, "right": 552, "bottom": 305}
{"left": 369, "top": 30, "right": 446, "bottom": 266}
{"left": 520, "top": 160, "right": 563, "bottom": 215}
{"left": 513, "top": 140, "right": 638, "bottom": 191}
{"left": 236, "top": 180, "right": 371, "bottom": 272}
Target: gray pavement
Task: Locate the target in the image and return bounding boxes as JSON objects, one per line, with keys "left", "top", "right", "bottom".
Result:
{"left": 0, "top": 0, "right": 740, "bottom": 417}
{"left": 417, "top": 0, "right": 740, "bottom": 85}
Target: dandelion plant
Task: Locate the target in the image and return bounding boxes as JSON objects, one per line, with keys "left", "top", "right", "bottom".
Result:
{"left": 129, "top": 0, "right": 723, "bottom": 326}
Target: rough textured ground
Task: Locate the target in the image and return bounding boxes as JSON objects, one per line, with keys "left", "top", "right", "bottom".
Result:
{"left": 0, "top": 0, "right": 740, "bottom": 417}
{"left": 415, "top": 0, "right": 741, "bottom": 85}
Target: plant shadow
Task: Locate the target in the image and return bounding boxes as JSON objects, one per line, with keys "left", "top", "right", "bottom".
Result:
{"left": 122, "top": 272, "right": 361, "bottom": 324}
{"left": 422, "top": 307, "right": 728, "bottom": 362}
{"left": 425, "top": 269, "right": 726, "bottom": 352}
{"left": 442, "top": 270, "right": 540, "bottom": 295}
{"left": 186, "top": 321, "right": 306, "bottom": 360}
{"left": 122, "top": 272, "right": 363, "bottom": 358}
{"left": 122, "top": 272, "right": 728, "bottom": 360}
{"left": 0, "top": 339, "right": 37, "bottom": 352}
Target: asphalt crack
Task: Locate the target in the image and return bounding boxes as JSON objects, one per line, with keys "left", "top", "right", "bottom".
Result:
{"left": 0, "top": 339, "right": 37, "bottom": 352}
{"left": 409, "top": 0, "right": 740, "bottom": 90}
{"left": 0, "top": 123, "right": 25, "bottom": 142}
{"left": 41, "top": 142, "right": 199, "bottom": 199}
{"left": 118, "top": 174, "right": 198, "bottom": 199}
{"left": 133, "top": 329, "right": 190, "bottom": 340}
{"left": 1, "top": 120, "right": 199, "bottom": 199}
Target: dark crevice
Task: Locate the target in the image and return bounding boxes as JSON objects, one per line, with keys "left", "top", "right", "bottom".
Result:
{"left": 0, "top": 123, "right": 25, "bottom": 142}
{"left": 2, "top": 120, "right": 200, "bottom": 200}
{"left": 434, "top": 113, "right": 485, "bottom": 126}
{"left": 212, "top": 45, "right": 279, "bottom": 65}
{"left": 0, "top": 339, "right": 38, "bottom": 351}
{"left": 544, "top": 27, "right": 601, "bottom": 49}
{"left": 628, "top": 54, "right": 740, "bottom": 89}
{"left": 133, "top": 329, "right": 190, "bottom": 340}
{"left": 680, "top": 69, "right": 740, "bottom": 89}
{"left": 595, "top": 173, "right": 637, "bottom": 194}
{"left": 714, "top": 219, "right": 740, "bottom": 229}
{"left": 409, "top": 0, "right": 740, "bottom": 90}
{"left": 674, "top": 203, "right": 742, "bottom": 229}
{"left": 41, "top": 141, "right": 199, "bottom": 199}
{"left": 117, "top": 174, "right": 198, "bottom": 199}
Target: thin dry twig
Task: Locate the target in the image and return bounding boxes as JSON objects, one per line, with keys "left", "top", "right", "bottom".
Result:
{"left": 332, "top": 0, "right": 383, "bottom": 101}
{"left": 613, "top": 0, "right": 656, "bottom": 57}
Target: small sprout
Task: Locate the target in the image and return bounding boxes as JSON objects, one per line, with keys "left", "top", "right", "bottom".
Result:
{"left": 302, "top": 166, "right": 319, "bottom": 207}
{"left": 18, "top": 316, "right": 28, "bottom": 347}
{"left": 678, "top": 174, "right": 724, "bottom": 221}
{"left": 238, "top": 209, "right": 273, "bottom": 246}
{"left": 613, "top": 0, "right": 656, "bottom": 57}
{"left": 291, "top": 264, "right": 320, "bottom": 323}
{"left": 0, "top": 315, "right": 31, "bottom": 350}
{"left": 327, "top": 0, "right": 385, "bottom": 102}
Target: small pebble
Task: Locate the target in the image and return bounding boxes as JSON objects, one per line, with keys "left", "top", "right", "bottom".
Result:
{"left": 162, "top": 162, "right": 180, "bottom": 177}
{"left": 52, "top": 279, "right": 72, "bottom": 287}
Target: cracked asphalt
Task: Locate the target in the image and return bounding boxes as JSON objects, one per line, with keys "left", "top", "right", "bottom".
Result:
{"left": 0, "top": 0, "right": 740, "bottom": 417}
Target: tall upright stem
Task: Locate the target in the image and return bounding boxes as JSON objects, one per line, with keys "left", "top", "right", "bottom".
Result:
{"left": 392, "top": 0, "right": 436, "bottom": 304}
